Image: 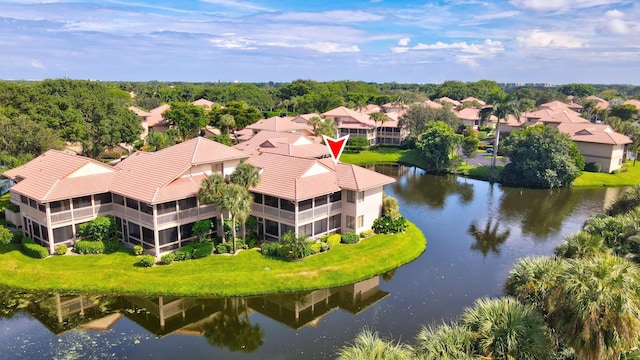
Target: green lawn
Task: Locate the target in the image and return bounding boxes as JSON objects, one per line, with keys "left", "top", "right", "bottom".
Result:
{"left": 341, "top": 148, "right": 428, "bottom": 169}
{"left": 574, "top": 162, "right": 640, "bottom": 187}
{"left": 0, "top": 222, "right": 426, "bottom": 297}
{"left": 457, "top": 165, "right": 503, "bottom": 182}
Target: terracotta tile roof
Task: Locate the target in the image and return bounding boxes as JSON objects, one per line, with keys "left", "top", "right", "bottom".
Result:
{"left": 291, "top": 113, "right": 322, "bottom": 123}
{"left": 192, "top": 98, "right": 214, "bottom": 110}
{"left": 455, "top": 108, "right": 482, "bottom": 121}
{"left": 585, "top": 96, "right": 610, "bottom": 110}
{"left": 438, "top": 97, "right": 461, "bottom": 106}
{"left": 461, "top": 97, "right": 486, "bottom": 106}
{"left": 112, "top": 137, "right": 248, "bottom": 203}
{"left": 128, "top": 106, "right": 151, "bottom": 117}
{"left": 246, "top": 116, "right": 310, "bottom": 133}
{"left": 322, "top": 106, "right": 375, "bottom": 127}
{"left": 538, "top": 101, "right": 582, "bottom": 111}
{"left": 246, "top": 153, "right": 395, "bottom": 201}
{"left": 419, "top": 100, "right": 443, "bottom": 109}
{"left": 235, "top": 128, "right": 254, "bottom": 141}
{"left": 2, "top": 150, "right": 118, "bottom": 202}
{"left": 360, "top": 104, "right": 382, "bottom": 114}
{"left": 556, "top": 123, "right": 632, "bottom": 145}
{"left": 525, "top": 108, "right": 590, "bottom": 124}
{"left": 145, "top": 104, "right": 171, "bottom": 127}
{"left": 624, "top": 99, "right": 640, "bottom": 109}
{"left": 233, "top": 131, "right": 327, "bottom": 158}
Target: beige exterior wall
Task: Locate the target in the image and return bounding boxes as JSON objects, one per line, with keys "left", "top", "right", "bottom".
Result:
{"left": 4, "top": 208, "right": 20, "bottom": 227}
{"left": 575, "top": 142, "right": 625, "bottom": 173}
{"left": 341, "top": 187, "right": 383, "bottom": 234}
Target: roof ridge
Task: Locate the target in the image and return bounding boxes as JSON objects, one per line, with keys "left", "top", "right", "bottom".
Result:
{"left": 191, "top": 136, "right": 202, "bottom": 165}
{"left": 42, "top": 179, "right": 59, "bottom": 201}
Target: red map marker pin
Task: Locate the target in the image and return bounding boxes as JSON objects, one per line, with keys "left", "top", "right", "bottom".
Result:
{"left": 322, "top": 134, "right": 349, "bottom": 164}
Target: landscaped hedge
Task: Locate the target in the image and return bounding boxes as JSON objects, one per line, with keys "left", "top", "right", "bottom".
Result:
{"left": 160, "top": 253, "right": 175, "bottom": 265}
{"left": 54, "top": 244, "right": 68, "bottom": 255}
{"left": 372, "top": 216, "right": 408, "bottom": 234}
{"left": 21, "top": 238, "right": 49, "bottom": 259}
{"left": 216, "top": 243, "right": 233, "bottom": 254}
{"left": 74, "top": 240, "right": 105, "bottom": 254}
{"left": 326, "top": 234, "right": 341, "bottom": 249}
{"left": 173, "top": 241, "right": 214, "bottom": 260}
{"left": 341, "top": 232, "right": 359, "bottom": 244}
{"left": 138, "top": 255, "right": 155, "bottom": 267}
{"left": 585, "top": 162, "right": 602, "bottom": 173}
{"left": 260, "top": 242, "right": 280, "bottom": 257}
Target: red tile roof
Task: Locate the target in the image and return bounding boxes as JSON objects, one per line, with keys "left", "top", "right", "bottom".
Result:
{"left": 555, "top": 123, "right": 632, "bottom": 145}
{"left": 246, "top": 116, "right": 311, "bottom": 133}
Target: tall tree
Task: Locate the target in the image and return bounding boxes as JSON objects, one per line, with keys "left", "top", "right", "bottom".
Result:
{"left": 218, "top": 184, "right": 252, "bottom": 254}
{"left": 198, "top": 174, "right": 227, "bottom": 242}
{"left": 399, "top": 105, "right": 458, "bottom": 138}
{"left": 479, "top": 91, "right": 521, "bottom": 168}
{"left": 229, "top": 163, "right": 261, "bottom": 242}
{"left": 417, "top": 121, "right": 462, "bottom": 173}
{"left": 369, "top": 111, "right": 389, "bottom": 129}
{"left": 315, "top": 119, "right": 338, "bottom": 138}
{"left": 164, "top": 102, "right": 207, "bottom": 140}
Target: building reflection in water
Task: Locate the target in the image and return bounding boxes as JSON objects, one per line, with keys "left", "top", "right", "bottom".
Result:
{"left": 19, "top": 275, "right": 388, "bottom": 351}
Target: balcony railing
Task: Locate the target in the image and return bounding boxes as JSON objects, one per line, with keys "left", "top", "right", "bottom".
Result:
{"left": 50, "top": 211, "right": 72, "bottom": 224}
{"left": 73, "top": 207, "right": 94, "bottom": 220}
{"left": 157, "top": 212, "right": 178, "bottom": 225}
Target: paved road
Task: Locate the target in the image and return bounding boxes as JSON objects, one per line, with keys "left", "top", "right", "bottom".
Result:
{"left": 463, "top": 151, "right": 509, "bottom": 167}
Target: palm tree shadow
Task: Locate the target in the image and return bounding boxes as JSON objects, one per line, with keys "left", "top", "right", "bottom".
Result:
{"left": 468, "top": 218, "right": 511, "bottom": 257}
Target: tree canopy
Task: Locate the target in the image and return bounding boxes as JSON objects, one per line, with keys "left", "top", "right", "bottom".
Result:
{"left": 501, "top": 125, "right": 584, "bottom": 188}
{"left": 417, "top": 121, "right": 462, "bottom": 173}
{"left": 399, "top": 104, "right": 459, "bottom": 138}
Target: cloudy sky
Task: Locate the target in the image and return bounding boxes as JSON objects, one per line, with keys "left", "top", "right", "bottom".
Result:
{"left": 2, "top": 0, "right": 639, "bottom": 84}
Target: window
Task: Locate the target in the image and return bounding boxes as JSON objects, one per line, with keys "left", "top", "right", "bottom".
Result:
{"left": 180, "top": 222, "right": 195, "bottom": 240}
{"left": 126, "top": 197, "right": 139, "bottom": 211}
{"left": 53, "top": 225, "right": 73, "bottom": 243}
{"left": 264, "top": 195, "right": 278, "bottom": 208}
{"left": 159, "top": 227, "right": 178, "bottom": 245}
{"left": 38, "top": 203, "right": 45, "bottom": 212}
{"left": 314, "top": 195, "right": 327, "bottom": 207}
{"left": 357, "top": 215, "right": 364, "bottom": 228}
{"left": 20, "top": 195, "right": 28, "bottom": 205}
{"left": 329, "top": 214, "right": 341, "bottom": 230}
{"left": 253, "top": 192, "right": 263, "bottom": 204}
{"left": 128, "top": 222, "right": 141, "bottom": 240}
{"left": 142, "top": 227, "right": 154, "bottom": 245}
{"left": 29, "top": 198, "right": 37, "bottom": 209}
{"left": 298, "top": 199, "right": 312, "bottom": 211}
{"left": 347, "top": 190, "right": 356, "bottom": 203}
{"left": 113, "top": 194, "right": 125, "bottom": 205}
{"left": 346, "top": 215, "right": 355, "bottom": 229}
{"left": 50, "top": 199, "right": 71, "bottom": 213}
{"left": 265, "top": 219, "right": 278, "bottom": 236}
{"left": 32, "top": 221, "right": 41, "bottom": 238}
{"left": 330, "top": 191, "right": 342, "bottom": 203}
{"left": 94, "top": 193, "right": 112, "bottom": 205}
{"left": 40, "top": 225, "right": 48, "bottom": 241}
{"left": 157, "top": 201, "right": 176, "bottom": 215}
{"left": 358, "top": 191, "right": 365, "bottom": 201}
{"left": 179, "top": 197, "right": 197, "bottom": 210}
{"left": 115, "top": 217, "right": 122, "bottom": 235}
{"left": 140, "top": 202, "right": 153, "bottom": 215}
{"left": 73, "top": 196, "right": 92, "bottom": 209}
{"left": 314, "top": 219, "right": 327, "bottom": 235}
{"left": 280, "top": 223, "right": 294, "bottom": 236}
{"left": 298, "top": 223, "right": 312, "bottom": 237}
{"left": 280, "top": 199, "right": 295, "bottom": 212}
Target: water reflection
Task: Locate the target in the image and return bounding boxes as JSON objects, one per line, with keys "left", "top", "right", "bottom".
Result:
{"left": 468, "top": 218, "right": 511, "bottom": 256}
{"left": 0, "top": 275, "right": 388, "bottom": 353}
{"left": 393, "top": 172, "right": 474, "bottom": 208}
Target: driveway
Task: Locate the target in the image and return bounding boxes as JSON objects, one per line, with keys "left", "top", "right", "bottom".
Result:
{"left": 462, "top": 151, "right": 509, "bottom": 167}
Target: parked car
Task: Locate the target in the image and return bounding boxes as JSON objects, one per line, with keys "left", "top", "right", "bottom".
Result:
{"left": 486, "top": 147, "right": 494, "bottom": 153}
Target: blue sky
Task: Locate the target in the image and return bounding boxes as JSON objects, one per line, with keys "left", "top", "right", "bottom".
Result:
{"left": 2, "top": 0, "right": 639, "bottom": 84}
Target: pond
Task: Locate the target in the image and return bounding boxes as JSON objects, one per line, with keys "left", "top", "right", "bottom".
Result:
{"left": 0, "top": 167, "right": 623, "bottom": 359}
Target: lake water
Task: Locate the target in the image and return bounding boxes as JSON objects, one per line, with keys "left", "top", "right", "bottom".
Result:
{"left": 0, "top": 167, "right": 623, "bottom": 359}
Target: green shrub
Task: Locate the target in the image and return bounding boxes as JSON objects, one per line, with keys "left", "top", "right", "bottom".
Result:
{"left": 260, "top": 242, "right": 280, "bottom": 256}
{"left": 133, "top": 245, "right": 144, "bottom": 256}
{"left": 276, "top": 244, "right": 291, "bottom": 258}
{"left": 320, "top": 242, "right": 329, "bottom": 252}
{"left": 138, "top": 255, "right": 155, "bottom": 267}
{"left": 341, "top": 232, "right": 359, "bottom": 244}
{"left": 360, "top": 229, "right": 375, "bottom": 239}
{"left": 372, "top": 216, "right": 408, "bottom": 234}
{"left": 584, "top": 162, "right": 601, "bottom": 172}
{"left": 11, "top": 232, "right": 23, "bottom": 244}
{"left": 216, "top": 243, "right": 232, "bottom": 254}
{"left": 174, "top": 248, "right": 192, "bottom": 261}
{"left": 310, "top": 242, "right": 322, "bottom": 254}
{"left": 74, "top": 240, "right": 105, "bottom": 254}
{"left": 326, "top": 234, "right": 341, "bottom": 249}
{"left": 21, "top": 238, "right": 49, "bottom": 259}
{"left": 192, "top": 241, "right": 214, "bottom": 258}
{"left": 0, "top": 225, "right": 13, "bottom": 245}
{"left": 54, "top": 244, "right": 68, "bottom": 255}
{"left": 103, "top": 239, "right": 120, "bottom": 253}
{"left": 160, "top": 253, "right": 175, "bottom": 265}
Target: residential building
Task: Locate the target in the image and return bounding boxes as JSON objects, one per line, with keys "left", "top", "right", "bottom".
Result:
{"left": 2, "top": 137, "right": 395, "bottom": 256}
{"left": 322, "top": 106, "right": 408, "bottom": 146}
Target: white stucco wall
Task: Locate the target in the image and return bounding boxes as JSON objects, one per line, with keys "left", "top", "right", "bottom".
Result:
{"left": 341, "top": 186, "right": 383, "bottom": 234}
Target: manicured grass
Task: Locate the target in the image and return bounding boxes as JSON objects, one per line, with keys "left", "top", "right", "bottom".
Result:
{"left": 0, "top": 222, "right": 426, "bottom": 297}
{"left": 573, "top": 162, "right": 640, "bottom": 187}
{"left": 341, "top": 148, "right": 428, "bottom": 170}
{"left": 457, "top": 165, "right": 503, "bottom": 182}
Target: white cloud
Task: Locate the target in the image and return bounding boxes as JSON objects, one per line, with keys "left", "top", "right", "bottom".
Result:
{"left": 398, "top": 37, "right": 410, "bottom": 46}
{"left": 461, "top": 10, "right": 520, "bottom": 25}
{"left": 517, "top": 29, "right": 587, "bottom": 48}
{"left": 30, "top": 59, "right": 45, "bottom": 69}
{"left": 410, "top": 39, "right": 503, "bottom": 55}
{"left": 266, "top": 41, "right": 360, "bottom": 53}
{"left": 270, "top": 10, "right": 384, "bottom": 23}
{"left": 509, "top": 0, "right": 625, "bottom": 12}
{"left": 200, "top": 0, "right": 272, "bottom": 12}
{"left": 597, "top": 9, "right": 631, "bottom": 34}
{"left": 210, "top": 36, "right": 257, "bottom": 50}
{"left": 456, "top": 56, "right": 479, "bottom": 69}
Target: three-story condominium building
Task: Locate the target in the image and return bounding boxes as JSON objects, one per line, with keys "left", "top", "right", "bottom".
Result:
{"left": 2, "top": 137, "right": 395, "bottom": 256}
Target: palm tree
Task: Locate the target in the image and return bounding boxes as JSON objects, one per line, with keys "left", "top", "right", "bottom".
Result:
{"left": 550, "top": 254, "right": 640, "bottom": 360}
{"left": 337, "top": 328, "right": 413, "bottom": 360}
{"left": 414, "top": 322, "right": 475, "bottom": 359}
{"left": 229, "top": 163, "right": 260, "bottom": 242}
{"left": 479, "top": 91, "right": 521, "bottom": 168}
{"left": 461, "top": 297, "right": 553, "bottom": 360}
{"left": 505, "top": 256, "right": 562, "bottom": 314}
{"left": 554, "top": 231, "right": 608, "bottom": 259}
{"left": 198, "top": 174, "right": 226, "bottom": 242}
{"left": 306, "top": 116, "right": 323, "bottom": 132}
{"left": 315, "top": 119, "right": 338, "bottom": 138}
{"left": 218, "top": 183, "right": 252, "bottom": 253}
{"left": 468, "top": 218, "right": 511, "bottom": 256}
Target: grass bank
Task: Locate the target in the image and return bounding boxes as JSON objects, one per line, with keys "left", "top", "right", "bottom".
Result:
{"left": 341, "top": 148, "right": 428, "bottom": 169}
{"left": 0, "top": 222, "right": 426, "bottom": 297}
{"left": 573, "top": 161, "right": 640, "bottom": 187}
